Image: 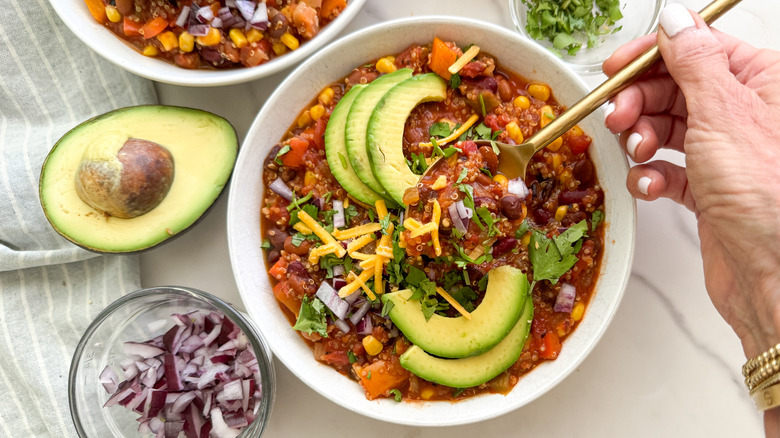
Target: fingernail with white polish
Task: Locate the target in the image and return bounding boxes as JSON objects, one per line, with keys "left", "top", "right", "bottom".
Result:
{"left": 627, "top": 132, "right": 642, "bottom": 158}
{"left": 638, "top": 176, "right": 652, "bottom": 195}
{"left": 604, "top": 102, "right": 615, "bottom": 121}
{"left": 660, "top": 3, "right": 695, "bottom": 38}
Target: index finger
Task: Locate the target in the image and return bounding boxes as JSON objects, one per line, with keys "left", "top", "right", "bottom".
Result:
{"left": 602, "top": 34, "right": 666, "bottom": 77}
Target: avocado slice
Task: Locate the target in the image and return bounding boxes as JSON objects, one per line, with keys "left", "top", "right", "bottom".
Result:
{"left": 324, "top": 84, "right": 387, "bottom": 206}
{"left": 399, "top": 297, "right": 534, "bottom": 389}
{"left": 39, "top": 105, "right": 238, "bottom": 253}
{"left": 367, "top": 73, "right": 447, "bottom": 206}
{"left": 382, "top": 265, "right": 528, "bottom": 358}
{"left": 344, "top": 68, "right": 413, "bottom": 203}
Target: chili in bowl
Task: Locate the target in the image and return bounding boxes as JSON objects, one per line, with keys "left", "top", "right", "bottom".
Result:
{"left": 227, "top": 16, "right": 635, "bottom": 426}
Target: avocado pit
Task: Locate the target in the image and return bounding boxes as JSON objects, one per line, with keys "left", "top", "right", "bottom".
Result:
{"left": 75, "top": 137, "right": 175, "bottom": 219}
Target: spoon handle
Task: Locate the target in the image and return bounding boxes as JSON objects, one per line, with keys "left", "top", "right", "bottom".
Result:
{"left": 526, "top": 0, "right": 744, "bottom": 153}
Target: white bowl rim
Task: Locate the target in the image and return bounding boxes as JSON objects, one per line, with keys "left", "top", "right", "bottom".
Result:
{"left": 47, "top": 0, "right": 367, "bottom": 87}
{"left": 228, "top": 15, "right": 636, "bottom": 426}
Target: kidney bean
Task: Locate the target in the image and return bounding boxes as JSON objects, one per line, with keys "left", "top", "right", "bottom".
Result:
{"left": 499, "top": 195, "right": 524, "bottom": 219}
{"left": 347, "top": 68, "right": 378, "bottom": 86}
{"left": 474, "top": 196, "right": 498, "bottom": 211}
{"left": 479, "top": 146, "right": 499, "bottom": 174}
{"left": 533, "top": 208, "right": 552, "bottom": 225}
{"left": 562, "top": 211, "right": 587, "bottom": 227}
{"left": 418, "top": 185, "right": 439, "bottom": 203}
{"left": 284, "top": 236, "right": 312, "bottom": 255}
{"left": 492, "top": 236, "right": 518, "bottom": 258}
{"left": 173, "top": 52, "right": 201, "bottom": 70}
{"left": 466, "top": 264, "right": 488, "bottom": 285}
{"left": 200, "top": 47, "right": 223, "bottom": 64}
{"left": 267, "top": 249, "right": 281, "bottom": 264}
{"left": 268, "top": 13, "right": 290, "bottom": 38}
{"left": 573, "top": 159, "right": 594, "bottom": 184}
{"left": 115, "top": 0, "right": 133, "bottom": 15}
{"left": 264, "top": 145, "right": 281, "bottom": 169}
{"left": 266, "top": 228, "right": 289, "bottom": 250}
{"left": 559, "top": 190, "right": 588, "bottom": 205}
{"left": 287, "top": 260, "right": 308, "bottom": 278}
{"left": 497, "top": 77, "right": 514, "bottom": 102}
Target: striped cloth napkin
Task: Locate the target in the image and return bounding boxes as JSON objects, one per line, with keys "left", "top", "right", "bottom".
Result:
{"left": 0, "top": 1, "right": 156, "bottom": 436}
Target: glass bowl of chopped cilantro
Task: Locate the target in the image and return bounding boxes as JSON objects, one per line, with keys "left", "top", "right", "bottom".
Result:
{"left": 510, "top": 0, "right": 665, "bottom": 74}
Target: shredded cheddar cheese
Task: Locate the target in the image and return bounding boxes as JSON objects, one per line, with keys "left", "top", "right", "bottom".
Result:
{"left": 436, "top": 287, "right": 472, "bottom": 320}
{"left": 297, "top": 211, "right": 345, "bottom": 257}
{"left": 448, "top": 45, "right": 480, "bottom": 75}
{"left": 333, "top": 223, "right": 382, "bottom": 241}
{"left": 375, "top": 200, "right": 388, "bottom": 221}
{"left": 339, "top": 269, "right": 376, "bottom": 299}
{"left": 409, "top": 222, "right": 438, "bottom": 238}
{"left": 346, "top": 234, "right": 375, "bottom": 254}
{"left": 293, "top": 222, "right": 312, "bottom": 235}
{"left": 403, "top": 217, "right": 424, "bottom": 232}
{"left": 430, "top": 200, "right": 442, "bottom": 256}
{"left": 308, "top": 242, "right": 339, "bottom": 264}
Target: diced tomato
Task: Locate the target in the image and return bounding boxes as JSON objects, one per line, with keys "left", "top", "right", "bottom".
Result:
{"left": 320, "top": 0, "right": 347, "bottom": 19}
{"left": 84, "top": 0, "right": 107, "bottom": 23}
{"left": 281, "top": 137, "right": 309, "bottom": 168}
{"left": 142, "top": 16, "right": 168, "bottom": 40}
{"left": 357, "top": 358, "right": 410, "bottom": 400}
{"left": 319, "top": 350, "right": 351, "bottom": 367}
{"left": 273, "top": 281, "right": 301, "bottom": 318}
{"left": 269, "top": 257, "right": 288, "bottom": 280}
{"left": 569, "top": 134, "right": 591, "bottom": 154}
{"left": 311, "top": 117, "right": 327, "bottom": 150}
{"left": 123, "top": 17, "right": 143, "bottom": 37}
{"left": 456, "top": 140, "right": 478, "bottom": 155}
{"left": 483, "top": 114, "right": 501, "bottom": 132}
{"left": 538, "top": 331, "right": 562, "bottom": 360}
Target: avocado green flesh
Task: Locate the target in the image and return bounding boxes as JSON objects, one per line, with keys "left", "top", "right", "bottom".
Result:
{"left": 324, "top": 84, "right": 387, "bottom": 206}
{"left": 367, "top": 73, "right": 447, "bottom": 206}
{"left": 399, "top": 297, "right": 534, "bottom": 389}
{"left": 344, "top": 69, "right": 412, "bottom": 202}
{"left": 39, "top": 105, "right": 238, "bottom": 253}
{"left": 382, "top": 265, "right": 528, "bottom": 358}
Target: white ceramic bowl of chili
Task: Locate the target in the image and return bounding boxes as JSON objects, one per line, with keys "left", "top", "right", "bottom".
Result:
{"left": 227, "top": 16, "right": 636, "bottom": 426}
{"left": 46, "top": 0, "right": 367, "bottom": 87}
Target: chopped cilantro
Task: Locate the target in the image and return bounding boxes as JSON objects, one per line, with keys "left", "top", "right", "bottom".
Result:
{"left": 344, "top": 204, "right": 359, "bottom": 225}
{"left": 521, "top": 0, "right": 624, "bottom": 57}
{"left": 456, "top": 168, "right": 468, "bottom": 184}
{"left": 289, "top": 203, "right": 319, "bottom": 227}
{"left": 475, "top": 206, "right": 498, "bottom": 236}
{"left": 449, "top": 72, "right": 461, "bottom": 89}
{"left": 260, "top": 239, "right": 271, "bottom": 250}
{"left": 429, "top": 122, "right": 453, "bottom": 138}
{"left": 479, "top": 167, "right": 494, "bottom": 178}
{"left": 380, "top": 299, "right": 395, "bottom": 317}
{"left": 528, "top": 219, "right": 588, "bottom": 284}
{"left": 367, "top": 371, "right": 372, "bottom": 380}
{"left": 452, "top": 388, "right": 466, "bottom": 397}
{"left": 274, "top": 144, "right": 291, "bottom": 165}
{"left": 291, "top": 233, "right": 306, "bottom": 247}
{"left": 348, "top": 350, "right": 357, "bottom": 364}
{"left": 515, "top": 219, "right": 532, "bottom": 239}
{"left": 285, "top": 192, "right": 313, "bottom": 212}
{"left": 323, "top": 191, "right": 333, "bottom": 203}
{"left": 479, "top": 93, "right": 486, "bottom": 117}
{"left": 380, "top": 215, "right": 392, "bottom": 234}
{"left": 477, "top": 272, "right": 489, "bottom": 292}
{"left": 591, "top": 210, "right": 604, "bottom": 230}
{"left": 320, "top": 253, "right": 353, "bottom": 278}
{"left": 292, "top": 296, "right": 328, "bottom": 337}
{"left": 409, "top": 152, "right": 429, "bottom": 175}
{"left": 449, "top": 286, "right": 478, "bottom": 312}
{"left": 390, "top": 389, "right": 402, "bottom": 402}
{"left": 474, "top": 123, "right": 493, "bottom": 140}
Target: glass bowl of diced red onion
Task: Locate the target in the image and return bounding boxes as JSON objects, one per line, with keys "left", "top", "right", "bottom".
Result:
{"left": 68, "top": 286, "right": 275, "bottom": 438}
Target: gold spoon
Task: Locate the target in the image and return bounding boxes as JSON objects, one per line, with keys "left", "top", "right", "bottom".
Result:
{"left": 454, "top": 0, "right": 742, "bottom": 181}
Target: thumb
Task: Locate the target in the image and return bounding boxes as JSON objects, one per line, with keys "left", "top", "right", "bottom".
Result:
{"left": 657, "top": 4, "right": 737, "bottom": 108}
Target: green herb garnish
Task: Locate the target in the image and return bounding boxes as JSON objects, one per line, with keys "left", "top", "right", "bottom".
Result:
{"left": 292, "top": 296, "right": 328, "bottom": 337}
{"left": 390, "top": 389, "right": 403, "bottom": 402}
{"left": 591, "top": 210, "right": 604, "bottom": 231}
{"left": 528, "top": 219, "right": 588, "bottom": 284}
{"left": 274, "top": 144, "right": 291, "bottom": 165}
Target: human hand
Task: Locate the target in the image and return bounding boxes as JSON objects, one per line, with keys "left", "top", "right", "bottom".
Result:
{"left": 603, "top": 4, "right": 780, "bottom": 365}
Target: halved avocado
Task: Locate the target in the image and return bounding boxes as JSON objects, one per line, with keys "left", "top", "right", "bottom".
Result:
{"left": 399, "top": 297, "right": 534, "bottom": 388}
{"left": 382, "top": 265, "right": 528, "bottom": 358}
{"left": 324, "top": 84, "right": 387, "bottom": 206}
{"left": 344, "top": 68, "right": 413, "bottom": 204}
{"left": 39, "top": 105, "right": 238, "bottom": 253}
{"left": 367, "top": 73, "right": 447, "bottom": 206}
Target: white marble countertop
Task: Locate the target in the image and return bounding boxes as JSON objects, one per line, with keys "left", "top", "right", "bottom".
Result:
{"left": 141, "top": 0, "right": 780, "bottom": 436}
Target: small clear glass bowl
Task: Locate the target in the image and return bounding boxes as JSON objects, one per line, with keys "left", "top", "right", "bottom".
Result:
{"left": 509, "top": 0, "right": 666, "bottom": 74}
{"left": 69, "top": 286, "right": 275, "bottom": 437}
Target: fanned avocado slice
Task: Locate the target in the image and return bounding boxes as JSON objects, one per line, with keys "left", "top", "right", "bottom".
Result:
{"left": 324, "top": 84, "right": 387, "bottom": 206}
{"left": 399, "top": 296, "right": 534, "bottom": 389}
{"left": 344, "top": 68, "right": 412, "bottom": 203}
{"left": 367, "top": 73, "right": 447, "bottom": 206}
{"left": 382, "top": 265, "right": 529, "bottom": 358}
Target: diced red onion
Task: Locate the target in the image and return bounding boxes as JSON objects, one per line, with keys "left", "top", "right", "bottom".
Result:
{"left": 356, "top": 315, "right": 373, "bottom": 335}
{"left": 315, "top": 281, "right": 349, "bottom": 320}
{"left": 235, "top": 0, "right": 256, "bottom": 20}
{"left": 333, "top": 318, "right": 350, "bottom": 334}
{"left": 175, "top": 6, "right": 191, "bottom": 28}
{"left": 455, "top": 199, "right": 473, "bottom": 219}
{"left": 332, "top": 265, "right": 345, "bottom": 278}
{"left": 269, "top": 177, "right": 294, "bottom": 201}
{"left": 209, "top": 408, "right": 241, "bottom": 438}
{"left": 164, "top": 420, "right": 184, "bottom": 438}
{"left": 123, "top": 342, "right": 164, "bottom": 359}
{"left": 508, "top": 177, "right": 530, "bottom": 198}
{"left": 554, "top": 282, "right": 577, "bottom": 313}
{"left": 349, "top": 300, "right": 371, "bottom": 325}
{"left": 332, "top": 199, "right": 345, "bottom": 228}
{"left": 188, "top": 23, "right": 210, "bottom": 36}
{"left": 99, "top": 366, "right": 119, "bottom": 394}
{"left": 250, "top": 2, "right": 269, "bottom": 26}
{"left": 211, "top": 17, "right": 223, "bottom": 28}
{"left": 196, "top": 7, "right": 214, "bottom": 23}
{"left": 448, "top": 202, "right": 468, "bottom": 234}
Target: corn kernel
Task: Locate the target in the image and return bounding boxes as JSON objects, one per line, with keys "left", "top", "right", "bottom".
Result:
{"left": 229, "top": 28, "right": 248, "bottom": 49}
{"left": 528, "top": 84, "right": 551, "bottom": 101}
{"left": 297, "top": 110, "right": 312, "bottom": 128}
{"left": 318, "top": 87, "right": 335, "bottom": 106}
{"left": 569, "top": 124, "right": 585, "bottom": 137}
{"left": 571, "top": 302, "right": 585, "bottom": 321}
{"left": 557, "top": 325, "right": 567, "bottom": 338}
{"left": 142, "top": 45, "right": 159, "bottom": 57}
{"left": 179, "top": 32, "right": 195, "bottom": 53}
{"left": 513, "top": 95, "right": 530, "bottom": 110}
{"left": 505, "top": 121, "right": 523, "bottom": 143}
{"left": 196, "top": 27, "right": 222, "bottom": 47}
{"left": 521, "top": 231, "right": 531, "bottom": 246}
{"left": 245, "top": 28, "right": 263, "bottom": 44}
{"left": 420, "top": 387, "right": 435, "bottom": 400}
{"left": 552, "top": 153, "right": 562, "bottom": 170}
{"left": 272, "top": 42, "right": 287, "bottom": 56}
{"left": 540, "top": 105, "right": 555, "bottom": 128}
{"left": 431, "top": 175, "right": 448, "bottom": 190}
{"left": 376, "top": 57, "right": 397, "bottom": 74}
{"left": 157, "top": 31, "right": 178, "bottom": 52}
{"left": 343, "top": 197, "right": 349, "bottom": 208}
{"left": 280, "top": 32, "right": 299, "bottom": 50}
{"left": 105, "top": 5, "right": 121, "bottom": 23}
{"left": 362, "top": 335, "right": 383, "bottom": 356}
{"left": 493, "top": 174, "right": 508, "bottom": 187}
{"left": 304, "top": 170, "right": 317, "bottom": 186}
{"left": 310, "top": 104, "right": 325, "bottom": 121}
{"left": 555, "top": 205, "right": 568, "bottom": 222}
{"left": 547, "top": 136, "right": 563, "bottom": 152}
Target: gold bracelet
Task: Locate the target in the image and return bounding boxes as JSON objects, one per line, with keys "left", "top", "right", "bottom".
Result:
{"left": 744, "top": 343, "right": 780, "bottom": 378}
{"left": 747, "top": 357, "right": 780, "bottom": 391}
{"left": 753, "top": 381, "right": 780, "bottom": 411}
